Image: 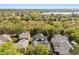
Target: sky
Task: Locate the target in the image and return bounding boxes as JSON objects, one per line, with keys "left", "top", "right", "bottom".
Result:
{"left": 0, "top": 4, "right": 79, "bottom": 9}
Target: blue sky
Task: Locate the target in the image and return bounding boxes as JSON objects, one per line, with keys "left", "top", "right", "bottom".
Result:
{"left": 0, "top": 4, "right": 79, "bottom": 9}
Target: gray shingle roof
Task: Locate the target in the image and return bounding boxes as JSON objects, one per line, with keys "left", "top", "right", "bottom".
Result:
{"left": 14, "top": 39, "right": 29, "bottom": 49}
{"left": 51, "top": 34, "right": 73, "bottom": 55}
{"left": 32, "top": 33, "right": 44, "bottom": 41}
{"left": 0, "top": 34, "right": 12, "bottom": 42}
{"left": 32, "top": 33, "right": 50, "bottom": 50}
{"left": 32, "top": 33, "right": 46, "bottom": 46}
{"left": 19, "top": 32, "right": 30, "bottom": 40}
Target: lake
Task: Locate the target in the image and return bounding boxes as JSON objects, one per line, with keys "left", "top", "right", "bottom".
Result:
{"left": 41, "top": 12, "right": 79, "bottom": 15}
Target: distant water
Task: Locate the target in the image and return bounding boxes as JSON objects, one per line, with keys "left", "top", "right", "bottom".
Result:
{"left": 41, "top": 12, "right": 79, "bottom": 15}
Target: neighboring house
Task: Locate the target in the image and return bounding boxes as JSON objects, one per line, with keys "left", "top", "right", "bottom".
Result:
{"left": 51, "top": 34, "right": 73, "bottom": 55}
{"left": 14, "top": 39, "right": 29, "bottom": 50}
{"left": 15, "top": 12, "right": 24, "bottom": 16}
{"left": 10, "top": 13, "right": 15, "bottom": 16}
{"left": 4, "top": 14, "right": 8, "bottom": 16}
{"left": 0, "top": 34, "right": 12, "bottom": 42}
{"left": 14, "top": 32, "right": 31, "bottom": 50}
{"left": 0, "top": 34, "right": 12, "bottom": 46}
{"left": 32, "top": 33, "right": 50, "bottom": 51}
{"left": 0, "top": 14, "right": 2, "bottom": 16}
{"left": 19, "top": 32, "right": 30, "bottom": 40}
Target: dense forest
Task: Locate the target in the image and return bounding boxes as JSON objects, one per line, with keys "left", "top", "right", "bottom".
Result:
{"left": 0, "top": 9, "right": 79, "bottom": 55}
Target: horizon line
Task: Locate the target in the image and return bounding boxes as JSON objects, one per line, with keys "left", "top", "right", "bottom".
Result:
{"left": 0, "top": 4, "right": 79, "bottom": 9}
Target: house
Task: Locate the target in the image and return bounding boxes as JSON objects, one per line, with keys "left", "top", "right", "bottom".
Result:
{"left": 4, "top": 14, "right": 8, "bottom": 16}
{"left": 19, "top": 32, "right": 30, "bottom": 40}
{"left": 51, "top": 34, "right": 73, "bottom": 55}
{"left": 14, "top": 39, "right": 29, "bottom": 50}
{"left": 32, "top": 33, "right": 50, "bottom": 50}
{"left": 10, "top": 13, "right": 15, "bottom": 16}
{"left": 0, "top": 14, "right": 2, "bottom": 16}
{"left": 0, "top": 34, "right": 12, "bottom": 42}
{"left": 0, "top": 34, "right": 12, "bottom": 46}
{"left": 14, "top": 32, "right": 30, "bottom": 50}
{"left": 15, "top": 12, "right": 24, "bottom": 16}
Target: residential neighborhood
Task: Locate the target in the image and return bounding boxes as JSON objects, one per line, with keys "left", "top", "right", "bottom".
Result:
{"left": 0, "top": 8, "right": 78, "bottom": 55}
{"left": 0, "top": 32, "right": 76, "bottom": 55}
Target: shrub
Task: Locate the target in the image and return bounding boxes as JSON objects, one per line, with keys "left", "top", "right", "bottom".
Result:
{"left": 66, "top": 28, "right": 79, "bottom": 43}
{"left": 25, "top": 44, "right": 49, "bottom": 55}
{"left": 24, "top": 45, "right": 34, "bottom": 55}
{"left": 33, "top": 44, "right": 49, "bottom": 55}
{"left": 0, "top": 42, "right": 22, "bottom": 55}
{"left": 70, "top": 44, "right": 79, "bottom": 55}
